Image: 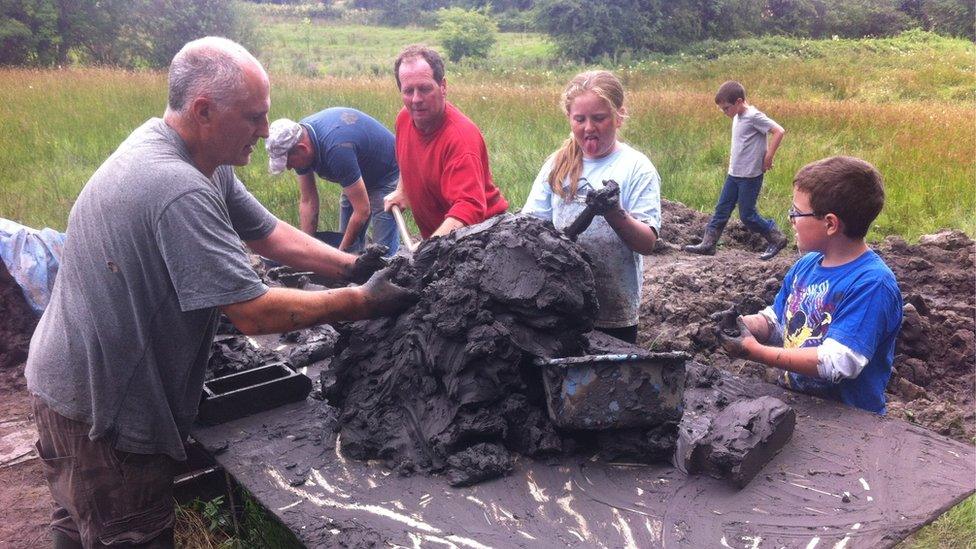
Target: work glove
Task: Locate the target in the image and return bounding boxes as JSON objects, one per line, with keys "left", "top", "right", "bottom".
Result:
{"left": 585, "top": 179, "right": 621, "bottom": 217}
{"left": 360, "top": 267, "right": 418, "bottom": 318}
{"left": 717, "top": 316, "right": 755, "bottom": 359}
{"left": 349, "top": 244, "right": 390, "bottom": 284}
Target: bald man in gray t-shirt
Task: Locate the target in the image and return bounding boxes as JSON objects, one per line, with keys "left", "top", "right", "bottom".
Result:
{"left": 26, "top": 38, "right": 413, "bottom": 548}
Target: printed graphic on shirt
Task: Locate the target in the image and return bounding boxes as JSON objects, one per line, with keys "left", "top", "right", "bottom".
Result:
{"left": 784, "top": 278, "right": 833, "bottom": 349}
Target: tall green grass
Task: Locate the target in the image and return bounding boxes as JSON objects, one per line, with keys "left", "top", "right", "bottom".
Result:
{"left": 1, "top": 65, "right": 971, "bottom": 240}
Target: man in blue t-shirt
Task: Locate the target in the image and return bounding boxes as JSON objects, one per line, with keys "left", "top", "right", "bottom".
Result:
{"left": 716, "top": 156, "right": 902, "bottom": 414}
{"left": 266, "top": 108, "right": 400, "bottom": 256}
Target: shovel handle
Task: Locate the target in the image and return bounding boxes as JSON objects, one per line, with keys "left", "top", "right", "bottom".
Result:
{"left": 391, "top": 205, "right": 417, "bottom": 252}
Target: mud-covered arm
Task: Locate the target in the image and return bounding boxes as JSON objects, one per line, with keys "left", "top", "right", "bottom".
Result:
{"left": 247, "top": 220, "right": 356, "bottom": 281}
{"left": 719, "top": 316, "right": 819, "bottom": 377}
{"left": 588, "top": 180, "right": 657, "bottom": 254}
{"left": 221, "top": 269, "right": 415, "bottom": 335}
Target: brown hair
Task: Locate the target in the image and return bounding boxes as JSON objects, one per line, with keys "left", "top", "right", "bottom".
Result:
{"left": 793, "top": 156, "right": 885, "bottom": 239}
{"left": 394, "top": 44, "right": 445, "bottom": 90}
{"left": 548, "top": 70, "right": 626, "bottom": 200}
{"left": 715, "top": 80, "right": 746, "bottom": 105}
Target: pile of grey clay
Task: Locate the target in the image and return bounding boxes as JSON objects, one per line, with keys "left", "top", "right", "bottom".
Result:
{"left": 323, "top": 214, "right": 795, "bottom": 487}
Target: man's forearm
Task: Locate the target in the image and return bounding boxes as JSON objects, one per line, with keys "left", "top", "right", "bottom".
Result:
{"left": 339, "top": 211, "right": 369, "bottom": 251}
{"left": 223, "top": 286, "right": 367, "bottom": 335}
{"left": 248, "top": 221, "right": 356, "bottom": 281}
{"left": 299, "top": 202, "right": 318, "bottom": 235}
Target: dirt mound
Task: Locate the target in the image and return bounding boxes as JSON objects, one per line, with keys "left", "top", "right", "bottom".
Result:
{"left": 0, "top": 263, "right": 38, "bottom": 372}
{"left": 642, "top": 200, "right": 975, "bottom": 441}
{"left": 325, "top": 214, "right": 600, "bottom": 485}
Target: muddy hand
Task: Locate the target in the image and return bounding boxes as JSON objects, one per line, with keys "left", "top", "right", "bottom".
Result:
{"left": 718, "top": 317, "right": 754, "bottom": 358}
{"left": 710, "top": 305, "right": 741, "bottom": 338}
{"left": 349, "top": 244, "right": 390, "bottom": 284}
{"left": 563, "top": 180, "right": 621, "bottom": 241}
{"left": 585, "top": 180, "right": 621, "bottom": 216}
{"left": 360, "top": 267, "right": 418, "bottom": 317}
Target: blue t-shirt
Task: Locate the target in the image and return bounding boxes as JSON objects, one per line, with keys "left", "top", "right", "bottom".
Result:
{"left": 773, "top": 250, "right": 902, "bottom": 414}
{"left": 298, "top": 108, "right": 399, "bottom": 190}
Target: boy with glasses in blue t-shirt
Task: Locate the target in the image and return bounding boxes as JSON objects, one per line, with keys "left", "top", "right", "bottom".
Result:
{"left": 716, "top": 156, "right": 903, "bottom": 414}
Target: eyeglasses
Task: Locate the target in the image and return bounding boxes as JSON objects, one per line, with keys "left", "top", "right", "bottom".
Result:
{"left": 788, "top": 205, "right": 818, "bottom": 219}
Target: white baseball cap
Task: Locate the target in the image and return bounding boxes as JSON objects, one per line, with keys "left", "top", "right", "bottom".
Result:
{"left": 266, "top": 118, "right": 303, "bottom": 175}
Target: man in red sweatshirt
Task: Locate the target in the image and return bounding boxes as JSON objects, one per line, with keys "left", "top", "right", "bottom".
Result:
{"left": 384, "top": 44, "right": 508, "bottom": 239}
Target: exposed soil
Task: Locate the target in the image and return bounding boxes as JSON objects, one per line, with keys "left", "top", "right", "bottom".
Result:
{"left": 0, "top": 200, "right": 973, "bottom": 544}
{"left": 642, "top": 199, "right": 975, "bottom": 442}
{"left": 0, "top": 262, "right": 49, "bottom": 547}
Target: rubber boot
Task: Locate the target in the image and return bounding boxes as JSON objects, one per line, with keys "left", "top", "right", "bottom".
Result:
{"left": 683, "top": 226, "right": 722, "bottom": 256}
{"left": 759, "top": 227, "right": 788, "bottom": 260}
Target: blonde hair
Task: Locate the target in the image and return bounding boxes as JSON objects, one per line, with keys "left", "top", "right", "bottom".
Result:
{"left": 548, "top": 70, "right": 627, "bottom": 200}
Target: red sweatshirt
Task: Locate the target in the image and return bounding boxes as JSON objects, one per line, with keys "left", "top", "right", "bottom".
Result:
{"left": 395, "top": 102, "right": 508, "bottom": 238}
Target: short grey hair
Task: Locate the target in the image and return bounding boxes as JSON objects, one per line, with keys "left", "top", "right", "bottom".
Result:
{"left": 167, "top": 36, "right": 260, "bottom": 113}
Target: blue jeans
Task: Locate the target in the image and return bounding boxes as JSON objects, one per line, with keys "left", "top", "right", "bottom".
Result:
{"left": 707, "top": 174, "right": 777, "bottom": 234}
{"left": 339, "top": 175, "right": 400, "bottom": 257}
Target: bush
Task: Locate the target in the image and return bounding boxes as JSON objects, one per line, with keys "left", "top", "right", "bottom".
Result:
{"left": 436, "top": 7, "right": 497, "bottom": 62}
{"left": 0, "top": 17, "right": 33, "bottom": 65}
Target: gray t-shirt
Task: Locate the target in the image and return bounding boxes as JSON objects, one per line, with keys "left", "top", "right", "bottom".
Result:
{"left": 729, "top": 106, "right": 778, "bottom": 178}
{"left": 26, "top": 118, "right": 277, "bottom": 461}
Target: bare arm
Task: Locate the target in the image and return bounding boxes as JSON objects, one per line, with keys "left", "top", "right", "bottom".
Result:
{"left": 247, "top": 220, "right": 356, "bottom": 281}
{"left": 603, "top": 209, "right": 658, "bottom": 255}
{"left": 763, "top": 124, "right": 786, "bottom": 172}
{"left": 339, "top": 178, "right": 371, "bottom": 251}
{"left": 743, "top": 338, "right": 820, "bottom": 378}
{"left": 297, "top": 172, "right": 320, "bottom": 235}
{"left": 221, "top": 268, "right": 415, "bottom": 335}
{"left": 221, "top": 286, "right": 367, "bottom": 335}
{"left": 430, "top": 216, "right": 465, "bottom": 238}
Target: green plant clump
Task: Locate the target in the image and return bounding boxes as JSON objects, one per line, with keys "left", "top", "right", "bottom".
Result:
{"left": 437, "top": 7, "right": 498, "bottom": 63}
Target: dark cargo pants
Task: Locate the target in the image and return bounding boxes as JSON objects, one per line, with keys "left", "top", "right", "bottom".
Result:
{"left": 32, "top": 395, "right": 176, "bottom": 548}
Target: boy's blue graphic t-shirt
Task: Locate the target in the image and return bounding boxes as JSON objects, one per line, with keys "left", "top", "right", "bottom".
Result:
{"left": 773, "top": 250, "right": 902, "bottom": 414}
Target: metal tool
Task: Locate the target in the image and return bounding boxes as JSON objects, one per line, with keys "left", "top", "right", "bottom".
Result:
{"left": 391, "top": 205, "right": 418, "bottom": 253}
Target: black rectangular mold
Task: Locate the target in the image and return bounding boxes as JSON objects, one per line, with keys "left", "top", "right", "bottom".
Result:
{"left": 198, "top": 363, "right": 312, "bottom": 425}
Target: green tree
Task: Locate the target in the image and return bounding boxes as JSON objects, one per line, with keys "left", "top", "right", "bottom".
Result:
{"left": 922, "top": 0, "right": 975, "bottom": 39}
{"left": 535, "top": 0, "right": 660, "bottom": 60}
{"left": 437, "top": 6, "right": 497, "bottom": 62}
{"left": 0, "top": 0, "right": 59, "bottom": 65}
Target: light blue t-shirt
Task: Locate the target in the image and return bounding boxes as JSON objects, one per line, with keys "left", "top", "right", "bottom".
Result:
{"left": 522, "top": 142, "right": 661, "bottom": 328}
{"left": 774, "top": 250, "right": 902, "bottom": 414}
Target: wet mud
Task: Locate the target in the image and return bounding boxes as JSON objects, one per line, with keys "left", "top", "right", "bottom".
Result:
{"left": 323, "top": 214, "right": 797, "bottom": 487}
{"left": 677, "top": 387, "right": 796, "bottom": 488}
{"left": 325, "top": 214, "right": 599, "bottom": 483}
{"left": 0, "top": 263, "right": 38, "bottom": 371}
{"left": 207, "top": 336, "right": 284, "bottom": 380}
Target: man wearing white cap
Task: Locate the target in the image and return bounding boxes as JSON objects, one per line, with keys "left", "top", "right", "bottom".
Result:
{"left": 267, "top": 108, "right": 400, "bottom": 256}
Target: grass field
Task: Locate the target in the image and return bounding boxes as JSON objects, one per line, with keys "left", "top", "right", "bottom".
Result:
{"left": 1, "top": 27, "right": 973, "bottom": 240}
{"left": 0, "top": 15, "right": 973, "bottom": 548}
